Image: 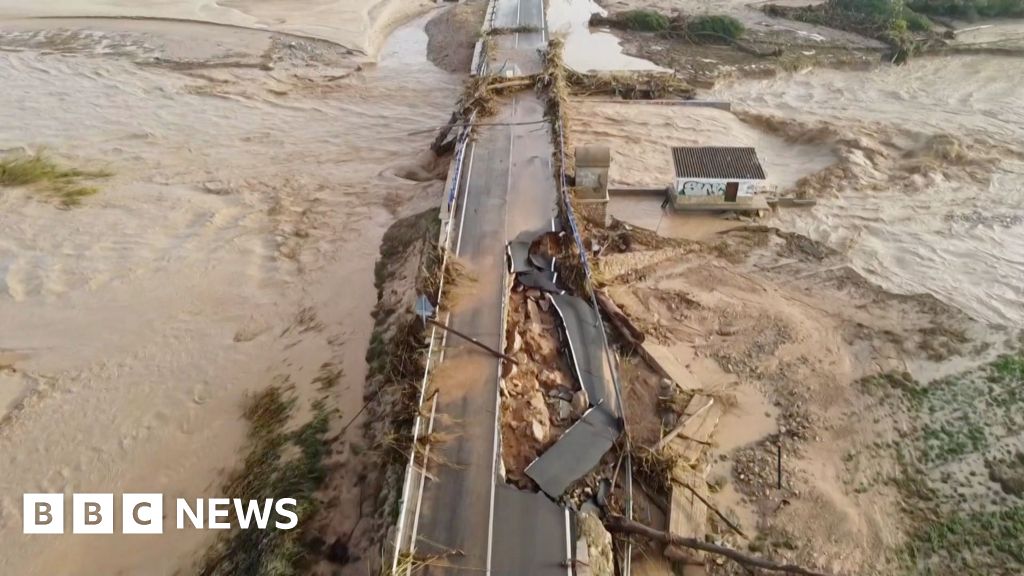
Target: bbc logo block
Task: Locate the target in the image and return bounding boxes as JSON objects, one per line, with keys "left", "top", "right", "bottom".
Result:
{"left": 22, "top": 493, "right": 297, "bottom": 534}
{"left": 24, "top": 493, "right": 163, "bottom": 534}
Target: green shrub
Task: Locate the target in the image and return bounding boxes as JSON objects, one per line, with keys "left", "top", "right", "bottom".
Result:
{"left": 833, "top": 0, "right": 904, "bottom": 26}
{"left": 686, "top": 15, "right": 746, "bottom": 41}
{"left": 903, "top": 9, "right": 933, "bottom": 30}
{"left": 621, "top": 9, "right": 671, "bottom": 31}
{"left": 908, "top": 0, "right": 1024, "bottom": 17}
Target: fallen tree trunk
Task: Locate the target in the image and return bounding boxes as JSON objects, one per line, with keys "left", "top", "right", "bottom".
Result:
{"left": 604, "top": 515, "right": 832, "bottom": 576}
{"left": 595, "top": 290, "right": 645, "bottom": 345}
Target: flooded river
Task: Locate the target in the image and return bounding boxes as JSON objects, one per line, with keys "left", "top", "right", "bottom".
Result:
{"left": 0, "top": 9, "right": 457, "bottom": 575}
{"left": 0, "top": 0, "right": 432, "bottom": 55}
{"left": 711, "top": 56, "right": 1024, "bottom": 325}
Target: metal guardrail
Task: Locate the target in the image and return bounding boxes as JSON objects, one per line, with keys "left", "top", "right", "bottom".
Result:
{"left": 390, "top": 115, "right": 475, "bottom": 573}
{"left": 555, "top": 118, "right": 634, "bottom": 576}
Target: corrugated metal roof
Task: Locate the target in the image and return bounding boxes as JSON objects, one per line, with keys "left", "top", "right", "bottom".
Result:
{"left": 671, "top": 146, "right": 766, "bottom": 180}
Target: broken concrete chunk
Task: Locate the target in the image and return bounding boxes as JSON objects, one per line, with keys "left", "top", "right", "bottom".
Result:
{"left": 572, "top": 390, "right": 588, "bottom": 417}
{"left": 556, "top": 399, "right": 572, "bottom": 421}
{"left": 538, "top": 368, "right": 569, "bottom": 390}
{"left": 510, "top": 330, "right": 524, "bottom": 355}
{"left": 578, "top": 511, "right": 614, "bottom": 576}
{"left": 531, "top": 419, "right": 548, "bottom": 443}
{"left": 526, "top": 298, "right": 541, "bottom": 323}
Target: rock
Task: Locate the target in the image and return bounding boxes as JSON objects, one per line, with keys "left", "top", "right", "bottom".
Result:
{"left": 539, "top": 298, "right": 551, "bottom": 312}
{"left": 572, "top": 390, "right": 588, "bottom": 416}
{"left": 538, "top": 368, "right": 568, "bottom": 390}
{"left": 548, "top": 386, "right": 573, "bottom": 402}
{"left": 578, "top": 512, "right": 614, "bottom": 576}
{"left": 526, "top": 298, "right": 541, "bottom": 323}
{"left": 202, "top": 181, "right": 232, "bottom": 195}
{"left": 531, "top": 418, "right": 548, "bottom": 443}
{"left": 502, "top": 360, "right": 517, "bottom": 379}
{"left": 524, "top": 330, "right": 557, "bottom": 363}
{"left": 556, "top": 399, "right": 572, "bottom": 421}
{"left": 510, "top": 330, "right": 524, "bottom": 354}
{"left": 526, "top": 289, "right": 542, "bottom": 300}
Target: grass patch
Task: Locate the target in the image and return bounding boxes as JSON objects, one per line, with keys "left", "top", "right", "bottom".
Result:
{"left": 620, "top": 9, "right": 671, "bottom": 31}
{"left": 907, "top": 0, "right": 1024, "bottom": 18}
{"left": 764, "top": 0, "right": 940, "bottom": 61}
{"left": 686, "top": 15, "right": 746, "bottom": 42}
{"left": 862, "top": 349, "right": 1024, "bottom": 573}
{"left": 0, "top": 152, "right": 111, "bottom": 207}
{"left": 199, "top": 384, "right": 335, "bottom": 576}
{"left": 899, "top": 506, "right": 1024, "bottom": 573}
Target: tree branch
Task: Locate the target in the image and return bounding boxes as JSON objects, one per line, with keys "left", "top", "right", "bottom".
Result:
{"left": 604, "top": 515, "right": 831, "bottom": 576}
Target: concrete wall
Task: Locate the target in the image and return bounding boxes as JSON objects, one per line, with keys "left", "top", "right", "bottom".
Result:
{"left": 673, "top": 178, "right": 763, "bottom": 197}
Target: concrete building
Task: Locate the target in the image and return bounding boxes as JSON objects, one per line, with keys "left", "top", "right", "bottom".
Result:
{"left": 669, "top": 146, "right": 767, "bottom": 210}
{"left": 574, "top": 145, "right": 610, "bottom": 224}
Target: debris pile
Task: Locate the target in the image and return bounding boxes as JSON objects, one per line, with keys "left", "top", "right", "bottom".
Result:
{"left": 500, "top": 287, "right": 581, "bottom": 487}
{"left": 501, "top": 231, "right": 625, "bottom": 497}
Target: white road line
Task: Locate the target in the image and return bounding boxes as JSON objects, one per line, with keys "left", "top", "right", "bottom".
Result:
{"left": 397, "top": 131, "right": 475, "bottom": 573}
{"left": 564, "top": 507, "right": 573, "bottom": 576}
{"left": 457, "top": 143, "right": 477, "bottom": 258}
{"left": 487, "top": 90, "right": 520, "bottom": 576}
{"left": 409, "top": 392, "right": 440, "bottom": 556}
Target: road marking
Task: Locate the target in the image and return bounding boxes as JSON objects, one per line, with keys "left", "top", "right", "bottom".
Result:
{"left": 487, "top": 94, "right": 517, "bottom": 576}
{"left": 564, "top": 507, "right": 573, "bottom": 576}
{"left": 394, "top": 130, "right": 476, "bottom": 574}
{"left": 409, "top": 392, "right": 440, "bottom": 557}
{"left": 456, "top": 142, "right": 477, "bottom": 258}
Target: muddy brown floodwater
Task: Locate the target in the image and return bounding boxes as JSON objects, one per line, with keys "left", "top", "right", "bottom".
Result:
{"left": 0, "top": 0, "right": 435, "bottom": 55}
{"left": 710, "top": 55, "right": 1024, "bottom": 326}
{"left": 0, "top": 8, "right": 458, "bottom": 575}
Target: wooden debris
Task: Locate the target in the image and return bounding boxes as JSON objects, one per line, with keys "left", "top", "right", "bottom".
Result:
{"left": 666, "top": 464, "right": 709, "bottom": 572}
{"left": 605, "top": 514, "right": 833, "bottom": 576}
{"left": 652, "top": 395, "right": 714, "bottom": 452}
{"left": 670, "top": 396, "right": 723, "bottom": 466}
{"left": 638, "top": 342, "right": 701, "bottom": 392}
{"left": 595, "top": 290, "right": 645, "bottom": 346}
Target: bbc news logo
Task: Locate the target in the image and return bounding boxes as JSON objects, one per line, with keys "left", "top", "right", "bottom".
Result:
{"left": 23, "top": 494, "right": 298, "bottom": 534}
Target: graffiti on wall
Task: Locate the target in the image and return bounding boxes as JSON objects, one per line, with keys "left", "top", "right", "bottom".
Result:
{"left": 680, "top": 180, "right": 726, "bottom": 196}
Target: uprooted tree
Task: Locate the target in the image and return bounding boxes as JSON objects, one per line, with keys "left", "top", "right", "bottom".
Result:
{"left": 604, "top": 514, "right": 834, "bottom": 576}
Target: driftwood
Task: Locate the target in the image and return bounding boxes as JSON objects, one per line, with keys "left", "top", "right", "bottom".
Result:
{"left": 595, "top": 290, "right": 645, "bottom": 346}
{"left": 430, "top": 77, "right": 536, "bottom": 154}
{"left": 676, "top": 480, "right": 746, "bottom": 539}
{"left": 652, "top": 397, "right": 713, "bottom": 452}
{"left": 605, "top": 515, "right": 832, "bottom": 576}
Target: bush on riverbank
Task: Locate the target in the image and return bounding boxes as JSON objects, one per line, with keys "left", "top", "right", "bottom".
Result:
{"left": 908, "top": 0, "right": 1024, "bottom": 18}
{"left": 593, "top": 10, "right": 746, "bottom": 42}
{"left": 621, "top": 9, "right": 671, "bottom": 31}
{"left": 765, "top": 0, "right": 938, "bottom": 61}
{"left": 686, "top": 15, "right": 746, "bottom": 41}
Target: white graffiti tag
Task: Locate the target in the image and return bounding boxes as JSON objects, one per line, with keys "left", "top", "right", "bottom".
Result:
{"left": 681, "top": 181, "right": 726, "bottom": 196}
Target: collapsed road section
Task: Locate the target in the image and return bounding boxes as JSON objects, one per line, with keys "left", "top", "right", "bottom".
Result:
{"left": 505, "top": 233, "right": 625, "bottom": 499}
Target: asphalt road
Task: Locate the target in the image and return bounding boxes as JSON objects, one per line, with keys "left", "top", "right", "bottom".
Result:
{"left": 407, "top": 0, "right": 568, "bottom": 573}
